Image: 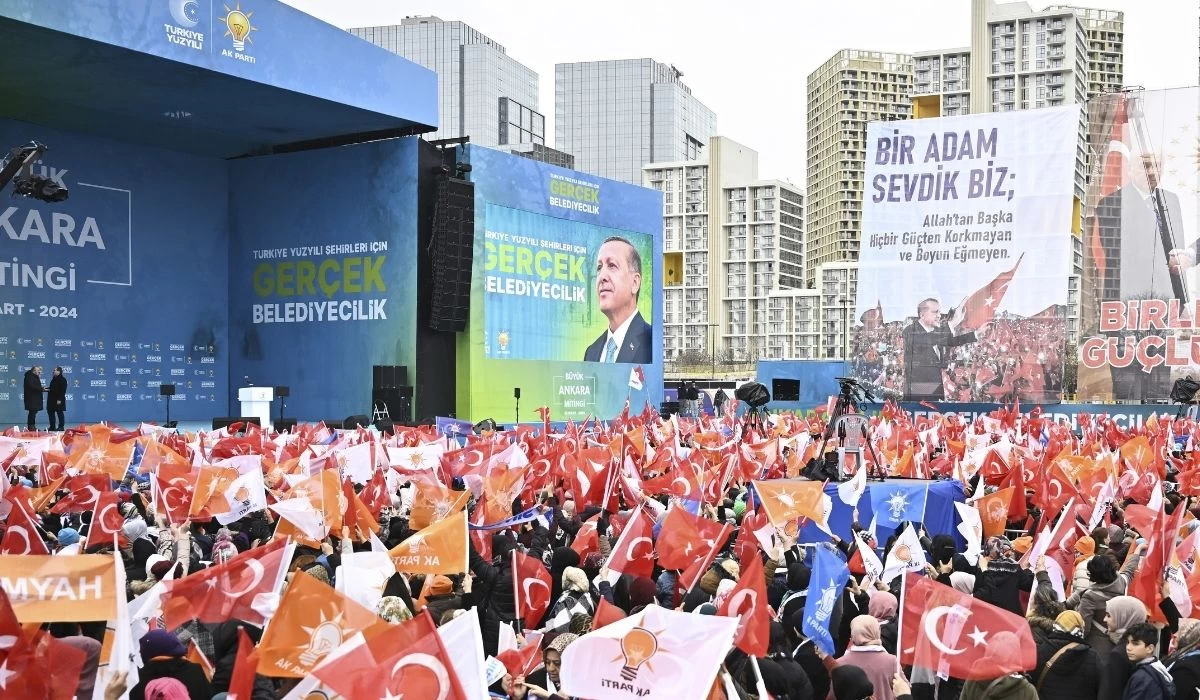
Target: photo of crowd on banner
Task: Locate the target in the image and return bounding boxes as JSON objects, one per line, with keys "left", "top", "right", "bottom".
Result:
{"left": 3, "top": 401, "right": 1200, "bottom": 700}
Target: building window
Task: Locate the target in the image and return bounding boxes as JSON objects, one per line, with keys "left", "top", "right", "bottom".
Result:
{"left": 685, "top": 134, "right": 704, "bottom": 161}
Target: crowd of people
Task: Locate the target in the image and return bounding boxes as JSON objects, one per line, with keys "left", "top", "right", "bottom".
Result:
{"left": 850, "top": 315, "right": 1065, "bottom": 403}
{"left": 0, "top": 401, "right": 1198, "bottom": 700}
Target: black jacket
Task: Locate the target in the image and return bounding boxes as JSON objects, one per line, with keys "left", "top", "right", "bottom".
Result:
{"left": 1033, "top": 630, "right": 1102, "bottom": 700}
{"left": 207, "top": 621, "right": 276, "bottom": 700}
{"left": 129, "top": 657, "right": 213, "bottom": 700}
{"left": 469, "top": 525, "right": 549, "bottom": 657}
{"left": 973, "top": 559, "right": 1034, "bottom": 616}
{"left": 582, "top": 311, "right": 653, "bottom": 364}
{"left": 47, "top": 373, "right": 67, "bottom": 410}
{"left": 902, "top": 321, "right": 976, "bottom": 400}
{"left": 1167, "top": 651, "right": 1200, "bottom": 700}
{"left": 23, "top": 370, "right": 43, "bottom": 411}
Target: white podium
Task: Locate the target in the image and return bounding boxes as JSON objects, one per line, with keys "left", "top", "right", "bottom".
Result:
{"left": 237, "top": 387, "right": 274, "bottom": 430}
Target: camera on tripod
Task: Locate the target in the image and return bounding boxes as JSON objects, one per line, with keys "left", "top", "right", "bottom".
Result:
{"left": 801, "top": 377, "right": 890, "bottom": 483}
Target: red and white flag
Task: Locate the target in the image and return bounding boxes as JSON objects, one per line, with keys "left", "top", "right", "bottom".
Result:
{"left": 512, "top": 550, "right": 553, "bottom": 629}
{"left": 901, "top": 573, "right": 1037, "bottom": 681}
{"left": 160, "top": 538, "right": 293, "bottom": 629}
{"left": 1, "top": 498, "right": 48, "bottom": 555}
{"left": 311, "top": 610, "right": 468, "bottom": 699}
{"left": 957, "top": 254, "right": 1022, "bottom": 331}
{"left": 603, "top": 505, "right": 656, "bottom": 580}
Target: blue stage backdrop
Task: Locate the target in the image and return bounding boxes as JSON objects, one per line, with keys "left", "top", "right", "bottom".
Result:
{"left": 227, "top": 138, "right": 418, "bottom": 420}
{"left": 0, "top": 119, "right": 229, "bottom": 426}
{"left": 457, "top": 146, "right": 664, "bottom": 422}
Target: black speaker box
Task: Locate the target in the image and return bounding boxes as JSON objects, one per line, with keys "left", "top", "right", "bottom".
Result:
{"left": 322, "top": 418, "right": 344, "bottom": 430}
{"left": 159, "top": 384, "right": 176, "bottom": 397}
{"left": 344, "top": 414, "right": 370, "bottom": 429}
{"left": 211, "top": 416, "right": 261, "bottom": 431}
{"left": 374, "top": 419, "right": 395, "bottom": 434}
{"left": 429, "top": 177, "right": 475, "bottom": 332}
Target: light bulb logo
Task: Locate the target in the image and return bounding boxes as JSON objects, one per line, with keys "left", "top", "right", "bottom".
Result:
{"left": 299, "top": 614, "right": 344, "bottom": 667}
{"left": 221, "top": 3, "right": 256, "bottom": 52}
{"left": 618, "top": 627, "right": 658, "bottom": 681}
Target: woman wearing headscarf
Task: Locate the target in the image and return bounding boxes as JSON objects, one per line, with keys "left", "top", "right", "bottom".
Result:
{"left": 1064, "top": 551, "right": 1140, "bottom": 657}
{"left": 831, "top": 665, "right": 875, "bottom": 700}
{"left": 416, "top": 574, "right": 464, "bottom": 624}
{"left": 779, "top": 562, "right": 812, "bottom": 624}
{"left": 1026, "top": 580, "right": 1065, "bottom": 647}
{"left": 1097, "top": 595, "right": 1148, "bottom": 700}
{"left": 527, "top": 632, "right": 578, "bottom": 693}
{"left": 828, "top": 615, "right": 899, "bottom": 700}
{"left": 120, "top": 518, "right": 156, "bottom": 580}
{"left": 1072, "top": 536, "right": 1097, "bottom": 596}
{"left": 128, "top": 630, "right": 213, "bottom": 700}
{"left": 211, "top": 527, "right": 239, "bottom": 565}
{"left": 869, "top": 591, "right": 900, "bottom": 655}
{"left": 542, "top": 567, "right": 595, "bottom": 634}
{"left": 541, "top": 547, "right": 580, "bottom": 626}
{"left": 142, "top": 678, "right": 189, "bottom": 700}
{"left": 1032, "top": 610, "right": 1103, "bottom": 700}
{"left": 1166, "top": 618, "right": 1200, "bottom": 700}
{"left": 764, "top": 621, "right": 815, "bottom": 700}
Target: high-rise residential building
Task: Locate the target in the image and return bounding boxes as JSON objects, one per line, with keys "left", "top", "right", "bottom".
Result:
{"left": 350, "top": 17, "right": 543, "bottom": 150}
{"left": 910, "top": 1, "right": 1124, "bottom": 345}
{"left": 558, "top": 59, "right": 717, "bottom": 184}
{"left": 645, "top": 137, "right": 817, "bottom": 363}
{"left": 805, "top": 50, "right": 913, "bottom": 286}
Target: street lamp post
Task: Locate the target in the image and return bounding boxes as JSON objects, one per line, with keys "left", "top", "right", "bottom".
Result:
{"left": 709, "top": 322, "right": 718, "bottom": 379}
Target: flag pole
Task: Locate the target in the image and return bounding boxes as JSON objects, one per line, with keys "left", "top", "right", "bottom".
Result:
{"left": 895, "top": 572, "right": 908, "bottom": 675}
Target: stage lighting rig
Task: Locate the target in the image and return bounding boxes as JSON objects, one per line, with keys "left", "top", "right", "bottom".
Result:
{"left": 0, "top": 141, "right": 69, "bottom": 203}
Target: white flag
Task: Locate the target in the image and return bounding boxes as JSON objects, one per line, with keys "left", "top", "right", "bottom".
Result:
{"left": 269, "top": 497, "right": 327, "bottom": 540}
{"left": 954, "top": 501, "right": 983, "bottom": 565}
{"left": 334, "top": 551, "right": 394, "bottom": 611}
{"left": 216, "top": 468, "right": 268, "bottom": 525}
{"left": 881, "top": 523, "right": 926, "bottom": 584}
{"left": 93, "top": 544, "right": 139, "bottom": 700}
{"left": 837, "top": 461, "right": 868, "bottom": 507}
{"left": 560, "top": 605, "right": 737, "bottom": 700}
{"left": 438, "top": 607, "right": 491, "bottom": 700}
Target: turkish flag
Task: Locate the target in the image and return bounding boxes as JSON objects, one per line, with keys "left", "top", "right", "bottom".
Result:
{"left": 160, "top": 537, "right": 290, "bottom": 630}
{"left": 359, "top": 468, "right": 392, "bottom": 519}
{"left": 511, "top": 550, "right": 553, "bottom": 629}
{"left": 717, "top": 554, "right": 770, "bottom": 657}
{"left": 657, "top": 506, "right": 731, "bottom": 574}
{"left": 497, "top": 631, "right": 544, "bottom": 678}
{"left": 155, "top": 461, "right": 199, "bottom": 525}
{"left": 313, "top": 609, "right": 468, "bottom": 700}
{"left": 48, "top": 473, "right": 111, "bottom": 515}
{"left": 1, "top": 499, "right": 48, "bottom": 555}
{"left": 84, "top": 491, "right": 126, "bottom": 549}
{"left": 572, "top": 447, "right": 613, "bottom": 507}
{"left": 1037, "top": 460, "right": 1082, "bottom": 513}
{"left": 957, "top": 254, "right": 1022, "bottom": 331}
{"left": 593, "top": 596, "right": 627, "bottom": 630}
{"left": 570, "top": 517, "right": 600, "bottom": 559}
{"left": 257, "top": 571, "right": 389, "bottom": 679}
{"left": 976, "top": 487, "right": 1014, "bottom": 538}
{"left": 603, "top": 505, "right": 655, "bottom": 579}
{"left": 901, "top": 573, "right": 1037, "bottom": 680}
{"left": 0, "top": 587, "right": 86, "bottom": 700}
{"left": 226, "top": 627, "right": 259, "bottom": 700}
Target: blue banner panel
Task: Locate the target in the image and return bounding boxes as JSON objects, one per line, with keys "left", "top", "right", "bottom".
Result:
{"left": 0, "top": 119, "right": 229, "bottom": 426}
{"left": 227, "top": 138, "right": 418, "bottom": 421}
{"left": 0, "top": 0, "right": 436, "bottom": 129}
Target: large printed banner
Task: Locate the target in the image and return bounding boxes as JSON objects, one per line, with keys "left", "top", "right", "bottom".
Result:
{"left": 462, "top": 147, "right": 663, "bottom": 421}
{"left": 1078, "top": 88, "right": 1200, "bottom": 401}
{"left": 0, "top": 121, "right": 228, "bottom": 427}
{"left": 228, "top": 138, "right": 418, "bottom": 420}
{"left": 0, "top": 554, "right": 117, "bottom": 621}
{"left": 482, "top": 203, "right": 654, "bottom": 363}
{"left": 851, "top": 107, "right": 1078, "bottom": 404}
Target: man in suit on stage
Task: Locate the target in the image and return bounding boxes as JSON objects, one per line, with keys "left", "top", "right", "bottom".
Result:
{"left": 583, "top": 236, "right": 652, "bottom": 364}
{"left": 902, "top": 299, "right": 987, "bottom": 401}
{"left": 23, "top": 365, "right": 45, "bottom": 431}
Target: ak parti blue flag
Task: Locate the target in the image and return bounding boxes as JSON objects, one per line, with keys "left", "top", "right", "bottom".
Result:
{"left": 868, "top": 481, "right": 930, "bottom": 532}
{"left": 802, "top": 544, "right": 850, "bottom": 655}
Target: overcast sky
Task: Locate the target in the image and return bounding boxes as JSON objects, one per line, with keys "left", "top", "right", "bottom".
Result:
{"left": 280, "top": 0, "right": 1197, "bottom": 184}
